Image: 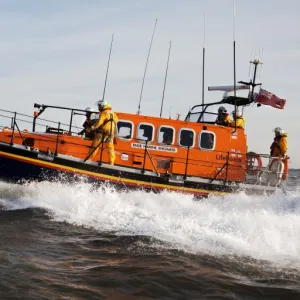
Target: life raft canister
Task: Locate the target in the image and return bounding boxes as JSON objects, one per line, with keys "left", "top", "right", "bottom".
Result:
{"left": 246, "top": 152, "right": 262, "bottom": 175}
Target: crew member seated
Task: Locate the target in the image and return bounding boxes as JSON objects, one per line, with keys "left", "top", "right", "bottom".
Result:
{"left": 162, "top": 130, "right": 173, "bottom": 145}
{"left": 215, "top": 106, "right": 233, "bottom": 126}
{"left": 232, "top": 110, "right": 245, "bottom": 129}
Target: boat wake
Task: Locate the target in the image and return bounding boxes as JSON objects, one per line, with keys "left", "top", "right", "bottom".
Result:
{"left": 1, "top": 180, "right": 300, "bottom": 269}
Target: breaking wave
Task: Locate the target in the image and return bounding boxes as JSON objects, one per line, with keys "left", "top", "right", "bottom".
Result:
{"left": 1, "top": 179, "right": 300, "bottom": 269}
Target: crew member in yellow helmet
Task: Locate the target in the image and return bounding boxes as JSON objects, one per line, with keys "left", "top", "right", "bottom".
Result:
{"left": 87, "top": 100, "right": 118, "bottom": 164}
{"left": 270, "top": 127, "right": 288, "bottom": 158}
{"left": 232, "top": 110, "right": 245, "bottom": 129}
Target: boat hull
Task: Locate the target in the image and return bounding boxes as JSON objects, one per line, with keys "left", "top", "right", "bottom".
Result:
{"left": 0, "top": 144, "right": 218, "bottom": 197}
{"left": 0, "top": 143, "right": 278, "bottom": 197}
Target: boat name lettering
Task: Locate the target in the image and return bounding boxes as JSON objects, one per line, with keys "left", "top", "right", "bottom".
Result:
{"left": 131, "top": 143, "right": 177, "bottom": 153}
{"left": 216, "top": 154, "right": 242, "bottom": 163}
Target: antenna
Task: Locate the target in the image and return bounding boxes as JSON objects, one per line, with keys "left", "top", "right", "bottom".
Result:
{"left": 202, "top": 0, "right": 207, "bottom": 107}
{"left": 169, "top": 106, "right": 172, "bottom": 119}
{"left": 248, "top": 50, "right": 254, "bottom": 78}
{"left": 159, "top": 40, "right": 172, "bottom": 118}
{"left": 258, "top": 48, "right": 264, "bottom": 79}
{"left": 233, "top": 0, "right": 237, "bottom": 132}
{"left": 102, "top": 33, "right": 114, "bottom": 102}
{"left": 249, "top": 58, "right": 263, "bottom": 100}
{"left": 233, "top": 0, "right": 237, "bottom": 98}
{"left": 137, "top": 19, "right": 158, "bottom": 115}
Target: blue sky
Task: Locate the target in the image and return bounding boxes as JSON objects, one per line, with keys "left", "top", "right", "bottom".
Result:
{"left": 0, "top": 0, "right": 299, "bottom": 167}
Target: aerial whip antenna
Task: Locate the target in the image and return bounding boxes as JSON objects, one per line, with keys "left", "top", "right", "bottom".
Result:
{"left": 137, "top": 18, "right": 158, "bottom": 115}
{"left": 169, "top": 106, "right": 172, "bottom": 119}
{"left": 159, "top": 40, "right": 172, "bottom": 118}
{"left": 102, "top": 33, "right": 114, "bottom": 102}
{"left": 233, "top": 0, "right": 236, "bottom": 99}
{"left": 232, "top": 0, "right": 237, "bottom": 132}
{"left": 248, "top": 50, "right": 254, "bottom": 78}
{"left": 202, "top": 0, "right": 207, "bottom": 107}
{"left": 258, "top": 48, "right": 264, "bottom": 79}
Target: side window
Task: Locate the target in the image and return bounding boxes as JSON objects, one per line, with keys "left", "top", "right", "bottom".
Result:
{"left": 158, "top": 126, "right": 174, "bottom": 145}
{"left": 137, "top": 123, "right": 154, "bottom": 141}
{"left": 117, "top": 121, "right": 133, "bottom": 139}
{"left": 179, "top": 129, "right": 194, "bottom": 147}
{"left": 199, "top": 131, "right": 215, "bottom": 150}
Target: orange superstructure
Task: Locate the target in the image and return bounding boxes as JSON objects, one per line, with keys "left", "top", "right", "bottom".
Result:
{"left": 0, "top": 111, "right": 247, "bottom": 183}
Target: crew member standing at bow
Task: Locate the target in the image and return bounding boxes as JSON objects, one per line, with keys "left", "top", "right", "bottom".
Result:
{"left": 87, "top": 100, "right": 118, "bottom": 164}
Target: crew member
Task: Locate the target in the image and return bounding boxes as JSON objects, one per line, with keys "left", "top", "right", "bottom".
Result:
{"left": 270, "top": 127, "right": 288, "bottom": 158}
{"left": 232, "top": 110, "right": 245, "bottom": 129}
{"left": 87, "top": 100, "right": 118, "bottom": 165}
{"left": 79, "top": 107, "right": 96, "bottom": 139}
{"left": 215, "top": 106, "right": 233, "bottom": 126}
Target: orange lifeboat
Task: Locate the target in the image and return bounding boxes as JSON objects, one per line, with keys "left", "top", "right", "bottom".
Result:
{"left": 0, "top": 62, "right": 289, "bottom": 197}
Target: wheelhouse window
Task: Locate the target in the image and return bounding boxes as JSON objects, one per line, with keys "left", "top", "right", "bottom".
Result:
{"left": 199, "top": 131, "right": 215, "bottom": 150}
{"left": 158, "top": 126, "right": 174, "bottom": 145}
{"left": 117, "top": 121, "right": 133, "bottom": 139}
{"left": 137, "top": 123, "right": 154, "bottom": 141}
{"left": 179, "top": 129, "right": 194, "bottom": 147}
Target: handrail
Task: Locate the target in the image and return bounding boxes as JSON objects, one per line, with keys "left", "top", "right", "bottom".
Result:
{"left": 14, "top": 120, "right": 27, "bottom": 147}
{"left": 0, "top": 110, "right": 82, "bottom": 131}
{"left": 10, "top": 112, "right": 16, "bottom": 146}
{"left": 209, "top": 159, "right": 229, "bottom": 184}
{"left": 225, "top": 151, "right": 229, "bottom": 183}
{"left": 54, "top": 122, "right": 60, "bottom": 156}
{"left": 8, "top": 112, "right": 29, "bottom": 147}
{"left": 83, "top": 137, "right": 104, "bottom": 162}
{"left": 183, "top": 146, "right": 190, "bottom": 180}
{"left": 99, "top": 135, "right": 105, "bottom": 166}
{"left": 32, "top": 103, "right": 89, "bottom": 133}
{"left": 145, "top": 146, "right": 159, "bottom": 176}
{"left": 141, "top": 139, "right": 148, "bottom": 174}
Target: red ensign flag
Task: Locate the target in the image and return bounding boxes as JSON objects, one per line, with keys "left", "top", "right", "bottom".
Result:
{"left": 255, "top": 89, "right": 286, "bottom": 110}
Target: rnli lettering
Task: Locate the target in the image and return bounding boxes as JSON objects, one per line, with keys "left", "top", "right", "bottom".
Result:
{"left": 131, "top": 143, "right": 177, "bottom": 153}
{"left": 216, "top": 154, "right": 242, "bottom": 163}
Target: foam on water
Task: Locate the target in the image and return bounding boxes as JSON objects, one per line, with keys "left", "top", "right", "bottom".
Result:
{"left": 1, "top": 180, "right": 300, "bottom": 267}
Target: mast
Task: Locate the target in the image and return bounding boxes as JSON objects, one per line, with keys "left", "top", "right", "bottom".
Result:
{"left": 159, "top": 41, "right": 172, "bottom": 118}
{"left": 249, "top": 58, "right": 263, "bottom": 100}
{"left": 102, "top": 33, "right": 114, "bottom": 102}
{"left": 232, "top": 0, "right": 237, "bottom": 132}
{"left": 232, "top": 0, "right": 237, "bottom": 133}
{"left": 202, "top": 0, "right": 207, "bottom": 107}
{"left": 137, "top": 19, "right": 158, "bottom": 115}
